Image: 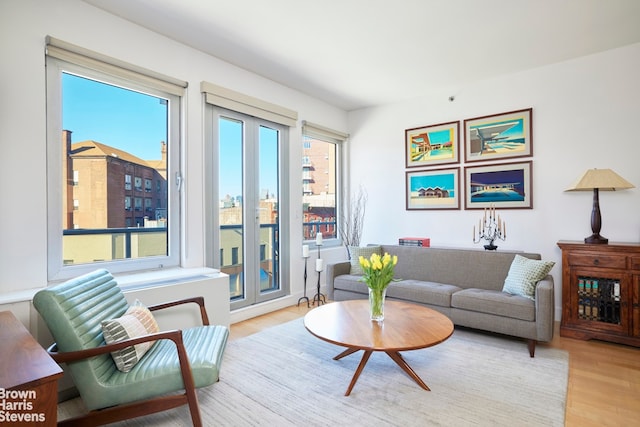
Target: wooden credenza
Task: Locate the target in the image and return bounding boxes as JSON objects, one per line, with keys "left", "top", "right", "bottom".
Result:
{"left": 0, "top": 311, "right": 63, "bottom": 426}
{"left": 557, "top": 241, "right": 640, "bottom": 347}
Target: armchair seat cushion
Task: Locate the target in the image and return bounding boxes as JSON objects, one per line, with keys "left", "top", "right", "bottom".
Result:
{"left": 83, "top": 324, "right": 228, "bottom": 410}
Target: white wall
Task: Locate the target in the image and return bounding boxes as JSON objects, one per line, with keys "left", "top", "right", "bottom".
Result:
{"left": 348, "top": 42, "right": 640, "bottom": 318}
{"left": 0, "top": 0, "right": 347, "bottom": 323}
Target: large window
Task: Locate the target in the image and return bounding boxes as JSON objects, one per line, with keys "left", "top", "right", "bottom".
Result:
{"left": 301, "top": 121, "right": 347, "bottom": 244}
{"left": 45, "top": 37, "right": 185, "bottom": 280}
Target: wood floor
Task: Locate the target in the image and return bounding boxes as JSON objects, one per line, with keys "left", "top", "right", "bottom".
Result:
{"left": 230, "top": 303, "right": 640, "bottom": 427}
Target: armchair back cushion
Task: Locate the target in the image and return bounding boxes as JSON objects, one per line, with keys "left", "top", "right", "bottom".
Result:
{"left": 34, "top": 269, "right": 127, "bottom": 397}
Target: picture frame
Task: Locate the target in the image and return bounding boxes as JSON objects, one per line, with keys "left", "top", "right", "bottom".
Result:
{"left": 464, "top": 161, "right": 532, "bottom": 209}
{"left": 405, "top": 121, "right": 460, "bottom": 168}
{"left": 406, "top": 167, "right": 460, "bottom": 210}
{"left": 463, "top": 108, "right": 532, "bottom": 163}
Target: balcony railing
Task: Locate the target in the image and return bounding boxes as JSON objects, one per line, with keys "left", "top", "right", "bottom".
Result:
{"left": 62, "top": 220, "right": 337, "bottom": 267}
{"left": 63, "top": 227, "right": 167, "bottom": 264}
{"left": 302, "top": 220, "right": 337, "bottom": 241}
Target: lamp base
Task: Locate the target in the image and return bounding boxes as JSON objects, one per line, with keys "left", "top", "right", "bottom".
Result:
{"left": 585, "top": 233, "right": 608, "bottom": 244}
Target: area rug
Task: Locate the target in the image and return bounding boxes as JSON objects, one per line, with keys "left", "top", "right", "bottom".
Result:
{"left": 61, "top": 318, "right": 568, "bottom": 426}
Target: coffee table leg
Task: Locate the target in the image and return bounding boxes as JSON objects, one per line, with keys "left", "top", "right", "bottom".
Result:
{"left": 333, "top": 347, "right": 359, "bottom": 360}
{"left": 344, "top": 350, "right": 372, "bottom": 396}
{"left": 386, "top": 351, "right": 431, "bottom": 391}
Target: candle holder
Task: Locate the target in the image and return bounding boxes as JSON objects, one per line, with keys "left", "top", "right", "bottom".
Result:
{"left": 312, "top": 242, "right": 326, "bottom": 306}
{"left": 297, "top": 252, "right": 310, "bottom": 308}
{"left": 473, "top": 204, "right": 506, "bottom": 251}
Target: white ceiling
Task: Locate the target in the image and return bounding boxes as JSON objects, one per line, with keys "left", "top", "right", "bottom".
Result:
{"left": 83, "top": 0, "right": 640, "bottom": 111}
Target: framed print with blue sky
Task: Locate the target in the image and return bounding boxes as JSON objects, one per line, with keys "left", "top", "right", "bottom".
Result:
{"left": 406, "top": 167, "right": 460, "bottom": 210}
{"left": 405, "top": 121, "right": 459, "bottom": 168}
{"left": 464, "top": 161, "right": 532, "bottom": 210}
{"left": 463, "top": 108, "right": 532, "bottom": 163}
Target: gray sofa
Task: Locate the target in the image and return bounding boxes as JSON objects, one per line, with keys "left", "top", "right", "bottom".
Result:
{"left": 326, "top": 245, "right": 555, "bottom": 357}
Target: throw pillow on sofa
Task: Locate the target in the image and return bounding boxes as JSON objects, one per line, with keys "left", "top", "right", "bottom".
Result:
{"left": 101, "top": 299, "right": 160, "bottom": 372}
{"left": 502, "top": 254, "right": 555, "bottom": 300}
{"left": 349, "top": 245, "right": 382, "bottom": 275}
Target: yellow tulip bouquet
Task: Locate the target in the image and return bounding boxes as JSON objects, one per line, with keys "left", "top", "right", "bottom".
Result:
{"left": 358, "top": 252, "right": 399, "bottom": 320}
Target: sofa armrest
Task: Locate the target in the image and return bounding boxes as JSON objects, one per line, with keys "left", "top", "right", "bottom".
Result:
{"left": 325, "top": 261, "right": 352, "bottom": 300}
{"left": 534, "top": 275, "right": 555, "bottom": 342}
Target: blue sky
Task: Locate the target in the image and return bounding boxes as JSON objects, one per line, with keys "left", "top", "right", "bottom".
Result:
{"left": 63, "top": 73, "right": 167, "bottom": 160}
{"left": 63, "top": 73, "right": 278, "bottom": 199}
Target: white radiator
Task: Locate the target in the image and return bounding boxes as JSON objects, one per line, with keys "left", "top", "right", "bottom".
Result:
{"left": 121, "top": 269, "right": 230, "bottom": 328}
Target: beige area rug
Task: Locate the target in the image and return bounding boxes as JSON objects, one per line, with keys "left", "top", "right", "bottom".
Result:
{"left": 59, "top": 318, "right": 568, "bottom": 426}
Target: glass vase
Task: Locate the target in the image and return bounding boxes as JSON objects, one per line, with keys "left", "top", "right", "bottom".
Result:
{"left": 368, "top": 287, "right": 387, "bottom": 321}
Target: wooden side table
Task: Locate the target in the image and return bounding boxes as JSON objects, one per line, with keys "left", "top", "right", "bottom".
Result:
{"left": 557, "top": 241, "right": 640, "bottom": 347}
{"left": 0, "top": 310, "right": 63, "bottom": 426}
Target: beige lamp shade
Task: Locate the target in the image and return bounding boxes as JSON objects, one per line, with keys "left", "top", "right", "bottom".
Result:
{"left": 565, "top": 168, "right": 634, "bottom": 244}
{"left": 566, "top": 168, "right": 635, "bottom": 191}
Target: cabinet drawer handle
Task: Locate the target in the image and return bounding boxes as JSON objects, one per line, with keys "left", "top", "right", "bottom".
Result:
{"left": 593, "top": 259, "right": 599, "bottom": 265}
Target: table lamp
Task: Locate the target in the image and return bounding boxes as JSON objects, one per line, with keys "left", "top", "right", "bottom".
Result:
{"left": 565, "top": 168, "right": 634, "bottom": 244}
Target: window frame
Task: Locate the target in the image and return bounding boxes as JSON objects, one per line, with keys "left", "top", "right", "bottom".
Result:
{"left": 45, "top": 45, "right": 183, "bottom": 281}
{"left": 301, "top": 121, "right": 347, "bottom": 247}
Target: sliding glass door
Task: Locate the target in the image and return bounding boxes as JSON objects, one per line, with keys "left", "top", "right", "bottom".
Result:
{"left": 215, "top": 110, "right": 285, "bottom": 309}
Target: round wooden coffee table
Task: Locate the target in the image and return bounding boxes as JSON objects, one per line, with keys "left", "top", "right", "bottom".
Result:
{"left": 304, "top": 300, "right": 454, "bottom": 396}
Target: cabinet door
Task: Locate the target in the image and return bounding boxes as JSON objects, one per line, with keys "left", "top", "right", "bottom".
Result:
{"left": 568, "top": 268, "right": 629, "bottom": 335}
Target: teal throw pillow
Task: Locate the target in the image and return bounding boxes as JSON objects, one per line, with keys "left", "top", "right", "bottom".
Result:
{"left": 502, "top": 254, "right": 555, "bottom": 300}
{"left": 349, "top": 246, "right": 382, "bottom": 275}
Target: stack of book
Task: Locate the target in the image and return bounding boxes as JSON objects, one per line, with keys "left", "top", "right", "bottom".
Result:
{"left": 398, "top": 237, "right": 430, "bottom": 247}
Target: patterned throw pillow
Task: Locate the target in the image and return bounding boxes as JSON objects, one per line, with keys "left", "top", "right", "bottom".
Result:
{"left": 101, "top": 299, "right": 160, "bottom": 372}
{"left": 502, "top": 254, "right": 555, "bottom": 300}
{"left": 349, "top": 246, "right": 382, "bottom": 275}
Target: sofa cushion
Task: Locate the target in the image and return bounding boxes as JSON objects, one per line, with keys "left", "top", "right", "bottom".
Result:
{"left": 378, "top": 245, "right": 541, "bottom": 291}
{"left": 451, "top": 288, "right": 535, "bottom": 321}
{"left": 387, "top": 280, "right": 461, "bottom": 307}
{"left": 334, "top": 275, "right": 461, "bottom": 308}
{"left": 334, "top": 274, "right": 370, "bottom": 293}
{"left": 502, "top": 254, "right": 555, "bottom": 300}
{"left": 349, "top": 245, "right": 382, "bottom": 275}
{"left": 101, "top": 300, "right": 160, "bottom": 372}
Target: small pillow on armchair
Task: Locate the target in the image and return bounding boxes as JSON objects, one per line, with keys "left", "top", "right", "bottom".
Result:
{"left": 349, "top": 245, "right": 382, "bottom": 275}
{"left": 101, "top": 299, "right": 160, "bottom": 372}
{"left": 502, "top": 254, "right": 555, "bottom": 300}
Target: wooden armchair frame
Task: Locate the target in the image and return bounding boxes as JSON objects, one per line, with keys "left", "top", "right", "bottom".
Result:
{"left": 50, "top": 296, "right": 210, "bottom": 427}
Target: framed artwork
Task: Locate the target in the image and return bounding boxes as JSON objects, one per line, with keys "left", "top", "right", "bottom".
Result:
{"left": 406, "top": 167, "right": 460, "bottom": 210}
{"left": 464, "top": 161, "right": 532, "bottom": 209}
{"left": 405, "top": 121, "right": 460, "bottom": 168}
{"left": 463, "top": 108, "right": 532, "bottom": 163}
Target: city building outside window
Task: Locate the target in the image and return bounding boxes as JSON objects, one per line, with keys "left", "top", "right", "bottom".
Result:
{"left": 301, "top": 121, "right": 347, "bottom": 244}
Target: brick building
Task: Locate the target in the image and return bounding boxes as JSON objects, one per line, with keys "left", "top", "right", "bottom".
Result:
{"left": 302, "top": 136, "right": 337, "bottom": 239}
{"left": 62, "top": 130, "right": 168, "bottom": 229}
